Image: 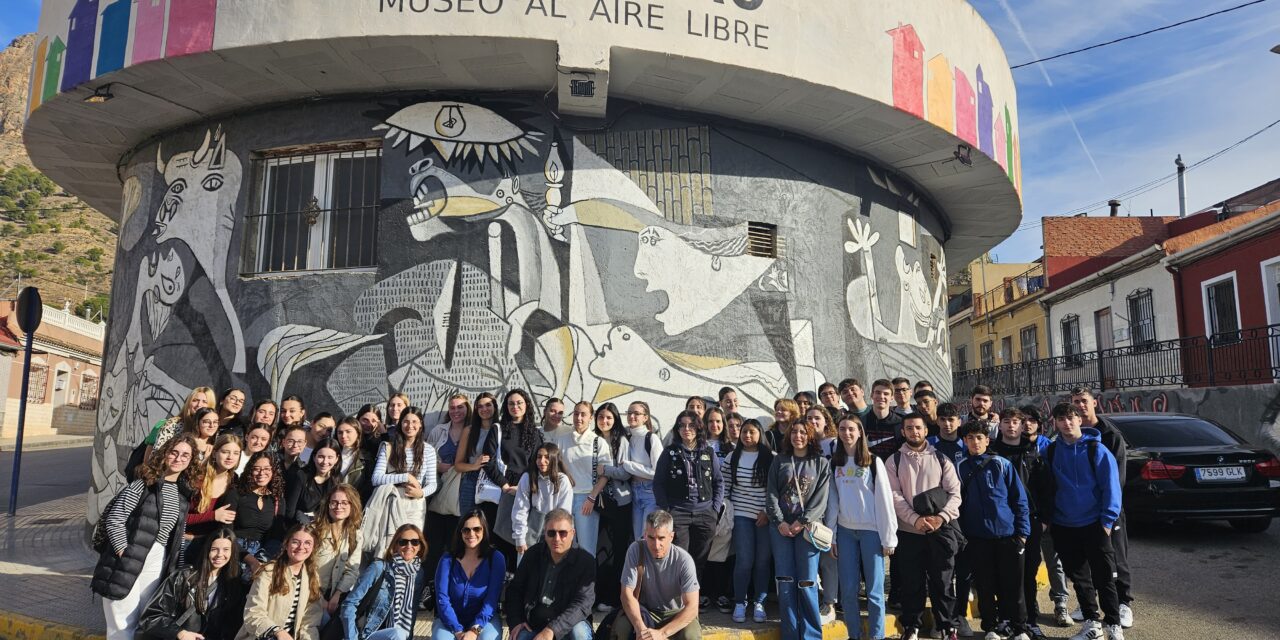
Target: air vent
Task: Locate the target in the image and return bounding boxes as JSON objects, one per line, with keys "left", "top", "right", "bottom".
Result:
{"left": 746, "top": 221, "right": 778, "bottom": 258}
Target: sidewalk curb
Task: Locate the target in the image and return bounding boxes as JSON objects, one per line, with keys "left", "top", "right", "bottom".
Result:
{"left": 0, "top": 610, "right": 104, "bottom": 640}
{"left": 0, "top": 437, "right": 94, "bottom": 452}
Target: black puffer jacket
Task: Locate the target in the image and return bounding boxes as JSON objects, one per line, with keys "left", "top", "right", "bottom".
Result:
{"left": 91, "top": 479, "right": 192, "bottom": 600}
{"left": 137, "top": 567, "right": 247, "bottom": 640}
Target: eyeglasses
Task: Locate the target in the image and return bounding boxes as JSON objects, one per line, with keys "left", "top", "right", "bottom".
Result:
{"left": 226, "top": 396, "right": 245, "bottom": 405}
{"left": 166, "top": 450, "right": 192, "bottom": 461}
{"left": 396, "top": 538, "right": 422, "bottom": 547}
{"left": 461, "top": 526, "right": 483, "bottom": 535}
{"left": 545, "top": 529, "right": 571, "bottom": 539}
{"left": 329, "top": 500, "right": 351, "bottom": 508}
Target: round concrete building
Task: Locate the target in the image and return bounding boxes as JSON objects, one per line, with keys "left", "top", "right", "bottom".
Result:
{"left": 24, "top": 0, "right": 1022, "bottom": 513}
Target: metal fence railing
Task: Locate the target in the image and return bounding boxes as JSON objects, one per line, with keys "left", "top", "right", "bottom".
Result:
{"left": 953, "top": 323, "right": 1280, "bottom": 397}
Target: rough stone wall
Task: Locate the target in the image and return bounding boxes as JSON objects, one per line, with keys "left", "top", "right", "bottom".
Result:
{"left": 91, "top": 96, "right": 955, "bottom": 517}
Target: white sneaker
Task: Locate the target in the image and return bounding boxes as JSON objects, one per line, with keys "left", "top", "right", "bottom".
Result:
{"left": 1070, "top": 620, "right": 1104, "bottom": 640}
{"left": 1118, "top": 604, "right": 1133, "bottom": 628}
{"left": 732, "top": 603, "right": 747, "bottom": 623}
{"left": 957, "top": 618, "right": 975, "bottom": 637}
{"left": 1105, "top": 624, "right": 1125, "bottom": 640}
{"left": 983, "top": 632, "right": 1002, "bottom": 640}
{"left": 1070, "top": 608, "right": 1085, "bottom": 622}
{"left": 752, "top": 602, "right": 767, "bottom": 623}
{"left": 1054, "top": 604, "right": 1073, "bottom": 627}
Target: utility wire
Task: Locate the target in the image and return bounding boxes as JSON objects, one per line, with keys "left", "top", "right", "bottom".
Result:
{"left": 1011, "top": 0, "right": 1273, "bottom": 69}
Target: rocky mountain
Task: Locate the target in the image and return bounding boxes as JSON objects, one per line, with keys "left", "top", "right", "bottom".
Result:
{"left": 0, "top": 34, "right": 116, "bottom": 319}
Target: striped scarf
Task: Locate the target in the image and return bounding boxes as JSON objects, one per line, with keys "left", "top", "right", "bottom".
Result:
{"left": 389, "top": 556, "right": 420, "bottom": 632}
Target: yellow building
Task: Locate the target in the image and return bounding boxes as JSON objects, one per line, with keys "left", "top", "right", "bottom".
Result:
{"left": 950, "top": 257, "right": 1048, "bottom": 375}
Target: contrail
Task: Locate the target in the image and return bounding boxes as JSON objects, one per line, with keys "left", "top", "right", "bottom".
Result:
{"left": 995, "top": 0, "right": 1105, "bottom": 183}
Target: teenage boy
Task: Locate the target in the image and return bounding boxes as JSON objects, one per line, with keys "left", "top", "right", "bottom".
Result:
{"left": 964, "top": 385, "right": 999, "bottom": 437}
{"left": 1041, "top": 403, "right": 1123, "bottom": 640}
{"left": 838, "top": 378, "right": 870, "bottom": 421}
{"left": 865, "top": 379, "right": 905, "bottom": 459}
{"left": 1070, "top": 387, "right": 1134, "bottom": 629}
{"left": 929, "top": 403, "right": 972, "bottom": 635}
{"left": 891, "top": 377, "right": 914, "bottom": 416}
{"left": 914, "top": 380, "right": 935, "bottom": 394}
{"left": 817, "top": 382, "right": 843, "bottom": 420}
{"left": 928, "top": 403, "right": 967, "bottom": 467}
{"left": 914, "top": 390, "right": 940, "bottom": 431}
{"left": 991, "top": 408, "right": 1050, "bottom": 639}
{"left": 958, "top": 421, "right": 1030, "bottom": 640}
{"left": 887, "top": 414, "right": 963, "bottom": 640}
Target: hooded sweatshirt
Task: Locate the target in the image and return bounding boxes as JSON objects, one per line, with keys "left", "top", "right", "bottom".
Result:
{"left": 825, "top": 456, "right": 898, "bottom": 549}
{"left": 884, "top": 441, "right": 961, "bottom": 531}
{"left": 956, "top": 453, "right": 1030, "bottom": 540}
{"left": 1044, "top": 428, "right": 1122, "bottom": 529}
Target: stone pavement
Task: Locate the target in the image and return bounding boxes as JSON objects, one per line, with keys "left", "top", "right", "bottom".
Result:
{"left": 0, "top": 494, "right": 104, "bottom": 638}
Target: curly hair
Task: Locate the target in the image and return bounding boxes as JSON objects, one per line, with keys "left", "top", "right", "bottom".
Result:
{"left": 140, "top": 434, "right": 202, "bottom": 489}
{"left": 237, "top": 451, "right": 284, "bottom": 505}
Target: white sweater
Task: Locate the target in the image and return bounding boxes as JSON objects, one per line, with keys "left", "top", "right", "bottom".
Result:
{"left": 511, "top": 473, "right": 574, "bottom": 543}
{"left": 620, "top": 427, "right": 660, "bottom": 482}
{"left": 824, "top": 456, "right": 898, "bottom": 549}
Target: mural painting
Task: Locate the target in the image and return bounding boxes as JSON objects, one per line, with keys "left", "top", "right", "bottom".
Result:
{"left": 91, "top": 98, "right": 952, "bottom": 518}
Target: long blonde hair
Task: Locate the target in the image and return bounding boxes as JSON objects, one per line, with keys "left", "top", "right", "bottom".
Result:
{"left": 196, "top": 434, "right": 242, "bottom": 512}
{"left": 182, "top": 387, "right": 218, "bottom": 430}
{"left": 260, "top": 525, "right": 321, "bottom": 600}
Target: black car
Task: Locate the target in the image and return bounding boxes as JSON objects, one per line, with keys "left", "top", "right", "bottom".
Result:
{"left": 1108, "top": 413, "right": 1280, "bottom": 533}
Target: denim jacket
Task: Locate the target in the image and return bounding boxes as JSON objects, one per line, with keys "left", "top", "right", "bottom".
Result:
{"left": 340, "top": 558, "right": 429, "bottom": 640}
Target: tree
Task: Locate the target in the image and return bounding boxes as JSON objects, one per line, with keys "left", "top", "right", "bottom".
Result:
{"left": 85, "top": 247, "right": 104, "bottom": 262}
{"left": 75, "top": 294, "right": 110, "bottom": 322}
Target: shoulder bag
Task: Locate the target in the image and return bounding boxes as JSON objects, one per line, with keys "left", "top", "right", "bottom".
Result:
{"left": 791, "top": 456, "right": 834, "bottom": 552}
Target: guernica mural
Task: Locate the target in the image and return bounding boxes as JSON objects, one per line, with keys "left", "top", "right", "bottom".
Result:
{"left": 92, "top": 97, "right": 952, "bottom": 516}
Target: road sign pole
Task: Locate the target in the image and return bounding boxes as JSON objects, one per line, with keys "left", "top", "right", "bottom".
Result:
{"left": 9, "top": 287, "right": 43, "bottom": 517}
{"left": 7, "top": 332, "right": 35, "bottom": 516}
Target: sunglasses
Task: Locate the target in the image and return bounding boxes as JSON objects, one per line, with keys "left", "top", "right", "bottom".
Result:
{"left": 462, "top": 526, "right": 484, "bottom": 534}
{"left": 396, "top": 538, "right": 422, "bottom": 547}
{"left": 545, "top": 529, "right": 571, "bottom": 539}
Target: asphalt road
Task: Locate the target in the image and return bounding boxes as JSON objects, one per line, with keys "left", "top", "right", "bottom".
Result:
{"left": 1029, "top": 517, "right": 1280, "bottom": 639}
{"left": 0, "top": 446, "right": 91, "bottom": 512}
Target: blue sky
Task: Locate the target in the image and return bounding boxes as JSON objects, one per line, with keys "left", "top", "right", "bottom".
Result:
{"left": 4, "top": 1, "right": 1279, "bottom": 265}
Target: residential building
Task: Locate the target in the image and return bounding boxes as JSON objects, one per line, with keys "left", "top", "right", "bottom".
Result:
{"left": 958, "top": 257, "right": 1047, "bottom": 370}
{"left": 0, "top": 301, "right": 104, "bottom": 442}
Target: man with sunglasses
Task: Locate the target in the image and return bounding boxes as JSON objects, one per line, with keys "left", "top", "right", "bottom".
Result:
{"left": 506, "top": 509, "right": 596, "bottom": 640}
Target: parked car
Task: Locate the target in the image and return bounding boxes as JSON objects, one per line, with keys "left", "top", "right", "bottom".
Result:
{"left": 1107, "top": 413, "right": 1280, "bottom": 533}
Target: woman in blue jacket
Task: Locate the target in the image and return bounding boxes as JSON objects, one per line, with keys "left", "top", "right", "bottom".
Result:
{"left": 341, "top": 523, "right": 430, "bottom": 640}
{"left": 433, "top": 510, "right": 507, "bottom": 640}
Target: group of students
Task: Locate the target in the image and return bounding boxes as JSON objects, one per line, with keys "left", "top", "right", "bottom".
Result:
{"left": 90, "top": 378, "right": 1134, "bottom": 640}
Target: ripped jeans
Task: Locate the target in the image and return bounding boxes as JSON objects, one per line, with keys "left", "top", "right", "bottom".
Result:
{"left": 770, "top": 527, "right": 822, "bottom": 640}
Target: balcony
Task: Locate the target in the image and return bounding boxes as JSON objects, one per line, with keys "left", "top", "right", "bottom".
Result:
{"left": 972, "top": 264, "right": 1046, "bottom": 320}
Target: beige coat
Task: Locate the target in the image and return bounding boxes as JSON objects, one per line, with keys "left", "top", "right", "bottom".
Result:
{"left": 236, "top": 564, "right": 323, "bottom": 640}
{"left": 313, "top": 528, "right": 364, "bottom": 596}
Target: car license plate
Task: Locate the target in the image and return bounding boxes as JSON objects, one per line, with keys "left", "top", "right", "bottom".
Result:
{"left": 1195, "top": 466, "right": 1246, "bottom": 482}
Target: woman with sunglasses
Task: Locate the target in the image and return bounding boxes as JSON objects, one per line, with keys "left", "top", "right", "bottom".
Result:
{"left": 313, "top": 484, "right": 365, "bottom": 622}
{"left": 236, "top": 524, "right": 323, "bottom": 640}
{"left": 138, "top": 527, "right": 247, "bottom": 640}
{"left": 94, "top": 435, "right": 201, "bottom": 640}
{"left": 433, "top": 511, "right": 506, "bottom": 640}
{"left": 341, "top": 523, "right": 430, "bottom": 640}
{"left": 216, "top": 388, "right": 249, "bottom": 439}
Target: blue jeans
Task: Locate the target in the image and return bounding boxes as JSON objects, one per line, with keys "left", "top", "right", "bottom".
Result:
{"left": 460, "top": 471, "right": 478, "bottom": 515}
{"left": 732, "top": 516, "right": 772, "bottom": 605}
{"left": 367, "top": 629, "right": 409, "bottom": 640}
{"left": 431, "top": 620, "right": 501, "bottom": 640}
{"left": 771, "top": 528, "right": 822, "bottom": 640}
{"left": 572, "top": 493, "right": 601, "bottom": 557}
{"left": 631, "top": 481, "right": 656, "bottom": 540}
{"left": 514, "top": 621, "right": 592, "bottom": 640}
{"left": 837, "top": 527, "right": 886, "bottom": 640}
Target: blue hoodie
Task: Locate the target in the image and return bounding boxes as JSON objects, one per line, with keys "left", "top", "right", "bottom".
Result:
{"left": 928, "top": 435, "right": 968, "bottom": 467}
{"left": 1046, "top": 428, "right": 1122, "bottom": 529}
{"left": 957, "top": 454, "right": 1030, "bottom": 539}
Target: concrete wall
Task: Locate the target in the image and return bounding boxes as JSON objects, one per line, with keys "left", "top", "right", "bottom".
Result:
{"left": 89, "top": 96, "right": 958, "bottom": 517}
{"left": 995, "top": 383, "right": 1280, "bottom": 455}
{"left": 1046, "top": 260, "right": 1178, "bottom": 355}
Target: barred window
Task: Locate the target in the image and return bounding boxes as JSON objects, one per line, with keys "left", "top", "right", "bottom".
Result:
{"left": 79, "top": 374, "right": 100, "bottom": 411}
{"left": 27, "top": 364, "right": 48, "bottom": 404}
{"left": 955, "top": 345, "right": 968, "bottom": 371}
{"left": 1061, "top": 315, "right": 1082, "bottom": 357}
{"left": 980, "top": 341, "right": 994, "bottom": 369}
{"left": 1127, "top": 289, "right": 1156, "bottom": 346}
{"left": 243, "top": 141, "right": 382, "bottom": 274}
{"left": 1020, "top": 325, "right": 1039, "bottom": 361}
